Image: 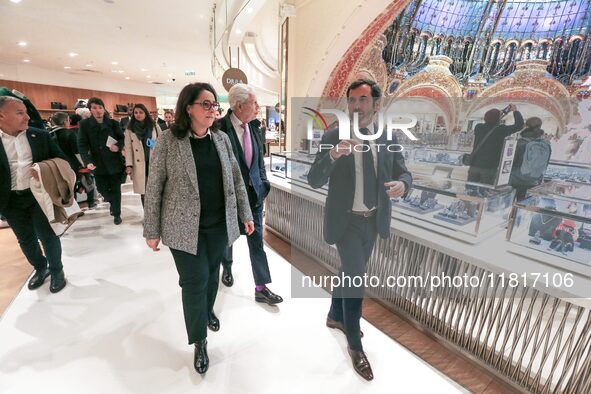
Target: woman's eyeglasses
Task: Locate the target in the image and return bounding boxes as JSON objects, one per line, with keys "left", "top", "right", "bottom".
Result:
{"left": 192, "top": 101, "right": 221, "bottom": 111}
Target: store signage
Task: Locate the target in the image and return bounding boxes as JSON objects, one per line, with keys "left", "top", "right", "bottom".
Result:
{"left": 222, "top": 68, "right": 248, "bottom": 92}
{"left": 304, "top": 107, "right": 419, "bottom": 142}
{"left": 495, "top": 136, "right": 517, "bottom": 187}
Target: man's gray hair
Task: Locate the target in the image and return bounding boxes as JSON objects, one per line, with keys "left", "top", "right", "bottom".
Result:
{"left": 0, "top": 96, "right": 23, "bottom": 110}
{"left": 228, "top": 83, "right": 254, "bottom": 110}
{"left": 76, "top": 107, "right": 91, "bottom": 119}
{"left": 51, "top": 112, "right": 69, "bottom": 126}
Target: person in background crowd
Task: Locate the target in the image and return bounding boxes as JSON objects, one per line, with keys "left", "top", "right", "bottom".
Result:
{"left": 78, "top": 97, "right": 125, "bottom": 224}
{"left": 51, "top": 112, "right": 96, "bottom": 209}
{"left": 162, "top": 110, "right": 174, "bottom": 131}
{"left": 75, "top": 107, "right": 91, "bottom": 122}
{"left": 143, "top": 82, "right": 254, "bottom": 374}
{"left": 218, "top": 83, "right": 283, "bottom": 305}
{"left": 0, "top": 96, "right": 68, "bottom": 293}
{"left": 119, "top": 106, "right": 134, "bottom": 130}
{"left": 468, "top": 105, "right": 524, "bottom": 185}
{"left": 151, "top": 111, "right": 167, "bottom": 131}
{"left": 69, "top": 113, "right": 82, "bottom": 129}
{"left": 509, "top": 117, "right": 552, "bottom": 200}
{"left": 308, "top": 79, "right": 412, "bottom": 381}
{"left": 124, "top": 103, "right": 161, "bottom": 207}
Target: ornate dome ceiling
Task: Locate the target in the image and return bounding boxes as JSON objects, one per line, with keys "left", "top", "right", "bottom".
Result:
{"left": 413, "top": 0, "right": 590, "bottom": 41}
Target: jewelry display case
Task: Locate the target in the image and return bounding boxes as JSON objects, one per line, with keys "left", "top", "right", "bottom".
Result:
{"left": 411, "top": 147, "right": 466, "bottom": 167}
{"left": 391, "top": 174, "right": 515, "bottom": 243}
{"left": 545, "top": 160, "right": 591, "bottom": 185}
{"left": 270, "top": 152, "right": 327, "bottom": 191}
{"left": 507, "top": 182, "right": 591, "bottom": 268}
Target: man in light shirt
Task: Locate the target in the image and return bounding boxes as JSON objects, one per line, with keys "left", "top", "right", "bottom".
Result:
{"left": 308, "top": 79, "right": 412, "bottom": 381}
{"left": 0, "top": 96, "right": 68, "bottom": 293}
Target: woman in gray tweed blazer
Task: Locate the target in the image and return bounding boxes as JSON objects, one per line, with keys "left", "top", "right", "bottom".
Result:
{"left": 143, "top": 83, "right": 254, "bottom": 375}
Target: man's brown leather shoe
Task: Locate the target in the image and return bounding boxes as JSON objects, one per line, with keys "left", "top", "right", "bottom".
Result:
{"left": 326, "top": 316, "right": 364, "bottom": 337}
{"left": 347, "top": 346, "right": 374, "bottom": 381}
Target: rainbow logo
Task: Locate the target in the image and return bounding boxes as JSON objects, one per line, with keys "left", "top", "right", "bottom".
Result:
{"left": 303, "top": 107, "right": 329, "bottom": 130}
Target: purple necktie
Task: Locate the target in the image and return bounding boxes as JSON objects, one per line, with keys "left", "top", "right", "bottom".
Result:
{"left": 242, "top": 123, "right": 253, "bottom": 168}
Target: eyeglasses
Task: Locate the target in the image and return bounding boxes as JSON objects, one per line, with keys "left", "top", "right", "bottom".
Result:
{"left": 191, "top": 100, "right": 221, "bottom": 111}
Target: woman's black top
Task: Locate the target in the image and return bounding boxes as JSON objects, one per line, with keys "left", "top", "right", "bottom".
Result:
{"left": 189, "top": 133, "right": 225, "bottom": 230}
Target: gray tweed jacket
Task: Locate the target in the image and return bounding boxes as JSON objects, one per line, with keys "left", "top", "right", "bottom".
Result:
{"left": 143, "top": 128, "right": 253, "bottom": 255}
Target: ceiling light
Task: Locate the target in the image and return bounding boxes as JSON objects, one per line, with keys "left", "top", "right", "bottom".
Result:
{"left": 140, "top": 68, "right": 147, "bottom": 72}
{"left": 23, "top": 59, "right": 30, "bottom": 63}
{"left": 236, "top": 29, "right": 242, "bottom": 34}
{"left": 10, "top": 0, "right": 22, "bottom": 3}
{"left": 118, "top": 70, "right": 124, "bottom": 73}
{"left": 17, "top": 41, "right": 27, "bottom": 47}
{"left": 64, "top": 66, "right": 71, "bottom": 69}
{"left": 125, "top": 77, "right": 130, "bottom": 80}
{"left": 145, "top": 75, "right": 151, "bottom": 78}
{"left": 85, "top": 64, "right": 93, "bottom": 67}
{"left": 69, "top": 52, "right": 78, "bottom": 57}
{"left": 167, "top": 73, "right": 173, "bottom": 77}
{"left": 111, "top": 61, "right": 118, "bottom": 65}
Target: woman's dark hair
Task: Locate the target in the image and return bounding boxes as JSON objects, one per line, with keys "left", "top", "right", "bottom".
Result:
{"left": 171, "top": 82, "right": 218, "bottom": 139}
{"left": 87, "top": 96, "right": 111, "bottom": 119}
{"left": 127, "top": 103, "right": 155, "bottom": 131}
{"left": 346, "top": 79, "right": 382, "bottom": 103}
{"left": 87, "top": 97, "right": 105, "bottom": 109}
{"left": 69, "top": 113, "right": 82, "bottom": 126}
{"left": 484, "top": 108, "right": 501, "bottom": 125}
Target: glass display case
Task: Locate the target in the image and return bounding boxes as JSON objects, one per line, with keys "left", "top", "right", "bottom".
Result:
{"left": 411, "top": 147, "right": 466, "bottom": 167}
{"left": 507, "top": 181, "right": 591, "bottom": 268}
{"left": 544, "top": 160, "right": 591, "bottom": 185}
{"left": 391, "top": 174, "right": 515, "bottom": 243}
{"left": 270, "top": 152, "right": 327, "bottom": 191}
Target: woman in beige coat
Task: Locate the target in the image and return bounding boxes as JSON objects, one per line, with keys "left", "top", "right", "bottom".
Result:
{"left": 124, "top": 103, "right": 162, "bottom": 206}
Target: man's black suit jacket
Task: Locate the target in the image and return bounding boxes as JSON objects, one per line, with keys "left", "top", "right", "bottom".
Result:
{"left": 0, "top": 128, "right": 66, "bottom": 212}
{"left": 308, "top": 128, "right": 412, "bottom": 245}
{"left": 218, "top": 110, "right": 270, "bottom": 209}
{"left": 78, "top": 116, "right": 125, "bottom": 175}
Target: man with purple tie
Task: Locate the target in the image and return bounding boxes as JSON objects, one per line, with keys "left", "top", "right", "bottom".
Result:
{"left": 218, "top": 84, "right": 283, "bottom": 306}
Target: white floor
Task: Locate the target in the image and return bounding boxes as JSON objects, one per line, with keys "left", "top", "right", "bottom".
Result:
{"left": 0, "top": 189, "right": 465, "bottom": 394}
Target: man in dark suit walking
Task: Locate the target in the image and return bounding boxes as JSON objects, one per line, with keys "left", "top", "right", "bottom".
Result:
{"left": 308, "top": 79, "right": 412, "bottom": 380}
{"left": 218, "top": 83, "right": 282, "bottom": 305}
{"left": 0, "top": 96, "right": 68, "bottom": 293}
{"left": 78, "top": 97, "right": 125, "bottom": 225}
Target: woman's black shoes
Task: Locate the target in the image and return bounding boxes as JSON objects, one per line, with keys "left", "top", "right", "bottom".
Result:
{"left": 208, "top": 312, "right": 220, "bottom": 331}
{"left": 194, "top": 339, "right": 209, "bottom": 374}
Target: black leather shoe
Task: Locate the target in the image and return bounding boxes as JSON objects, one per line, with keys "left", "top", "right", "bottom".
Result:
{"left": 348, "top": 346, "right": 374, "bottom": 381}
{"left": 28, "top": 268, "right": 50, "bottom": 290}
{"left": 326, "top": 316, "right": 364, "bottom": 338}
{"left": 208, "top": 312, "right": 220, "bottom": 332}
{"left": 114, "top": 216, "right": 122, "bottom": 225}
{"left": 49, "top": 270, "right": 67, "bottom": 293}
{"left": 255, "top": 287, "right": 283, "bottom": 305}
{"left": 194, "top": 339, "right": 209, "bottom": 374}
{"left": 221, "top": 265, "right": 233, "bottom": 287}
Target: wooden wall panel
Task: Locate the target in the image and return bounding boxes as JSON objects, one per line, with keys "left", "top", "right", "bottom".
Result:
{"left": 0, "top": 80, "right": 157, "bottom": 117}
